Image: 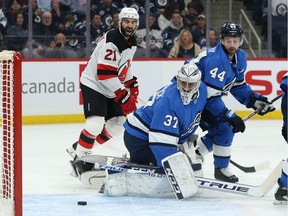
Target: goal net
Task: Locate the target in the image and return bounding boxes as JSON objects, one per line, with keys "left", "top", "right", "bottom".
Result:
{"left": 0, "top": 51, "right": 22, "bottom": 216}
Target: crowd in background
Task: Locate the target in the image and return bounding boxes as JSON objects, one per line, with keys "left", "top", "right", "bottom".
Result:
{"left": 244, "top": 0, "right": 287, "bottom": 58}
{"left": 0, "top": 0, "right": 286, "bottom": 58}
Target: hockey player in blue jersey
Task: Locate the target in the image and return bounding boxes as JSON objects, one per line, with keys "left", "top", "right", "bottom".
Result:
{"left": 185, "top": 22, "right": 275, "bottom": 183}
{"left": 274, "top": 73, "right": 288, "bottom": 205}
{"left": 123, "top": 62, "right": 207, "bottom": 168}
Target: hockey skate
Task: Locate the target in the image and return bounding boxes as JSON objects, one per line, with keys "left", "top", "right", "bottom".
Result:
{"left": 68, "top": 142, "right": 94, "bottom": 177}
{"left": 66, "top": 142, "right": 77, "bottom": 159}
{"left": 214, "top": 167, "right": 239, "bottom": 183}
{"left": 274, "top": 178, "right": 288, "bottom": 205}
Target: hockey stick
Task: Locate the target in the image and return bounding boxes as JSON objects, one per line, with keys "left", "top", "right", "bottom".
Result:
{"left": 230, "top": 159, "right": 270, "bottom": 173}
{"left": 82, "top": 155, "right": 283, "bottom": 197}
{"left": 228, "top": 93, "right": 284, "bottom": 172}
{"left": 242, "top": 93, "right": 283, "bottom": 122}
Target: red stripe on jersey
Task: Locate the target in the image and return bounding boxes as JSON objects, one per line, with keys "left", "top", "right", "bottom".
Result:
{"left": 98, "top": 71, "right": 118, "bottom": 80}
{"left": 97, "top": 63, "right": 118, "bottom": 72}
{"left": 97, "top": 64, "right": 118, "bottom": 80}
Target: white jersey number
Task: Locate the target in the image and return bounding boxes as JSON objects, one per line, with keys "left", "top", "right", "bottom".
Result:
{"left": 210, "top": 68, "right": 226, "bottom": 82}
{"left": 164, "top": 115, "right": 178, "bottom": 128}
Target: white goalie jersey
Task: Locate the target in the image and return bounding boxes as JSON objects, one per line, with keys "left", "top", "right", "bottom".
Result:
{"left": 80, "top": 28, "right": 137, "bottom": 98}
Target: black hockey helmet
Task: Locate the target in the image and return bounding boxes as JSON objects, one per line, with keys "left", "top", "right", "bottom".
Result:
{"left": 220, "top": 22, "right": 243, "bottom": 39}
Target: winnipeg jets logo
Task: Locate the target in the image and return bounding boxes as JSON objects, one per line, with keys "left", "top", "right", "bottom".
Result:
{"left": 230, "top": 23, "right": 237, "bottom": 29}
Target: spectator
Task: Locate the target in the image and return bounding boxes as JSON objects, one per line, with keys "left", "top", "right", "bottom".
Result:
{"left": 63, "top": 3, "right": 86, "bottom": 54}
{"left": 183, "top": 1, "right": 198, "bottom": 30}
{"left": 191, "top": 14, "right": 206, "bottom": 46}
{"left": 200, "top": 27, "right": 219, "bottom": 50}
{"left": 61, "top": 14, "right": 85, "bottom": 58}
{"left": 261, "top": 0, "right": 287, "bottom": 57}
{"left": 161, "top": 10, "right": 185, "bottom": 57}
{"left": 96, "top": 0, "right": 119, "bottom": 28}
{"left": 106, "top": 10, "right": 119, "bottom": 31}
{"left": 168, "top": 28, "right": 201, "bottom": 58}
{"left": 22, "top": 0, "right": 42, "bottom": 26}
{"left": 186, "top": 0, "right": 205, "bottom": 14}
{"left": 30, "top": 11, "right": 59, "bottom": 58}
{"left": 50, "top": 0, "right": 66, "bottom": 32}
{"left": 45, "top": 33, "right": 78, "bottom": 58}
{"left": 90, "top": 0, "right": 101, "bottom": 12}
{"left": 90, "top": 13, "right": 107, "bottom": 51}
{"left": 0, "top": 5, "right": 8, "bottom": 51}
{"left": 151, "top": 0, "right": 186, "bottom": 16}
{"left": 134, "top": 13, "right": 163, "bottom": 58}
{"left": 157, "top": 3, "right": 179, "bottom": 31}
{"left": 5, "top": 0, "right": 23, "bottom": 25}
{"left": 5, "top": 11, "right": 28, "bottom": 52}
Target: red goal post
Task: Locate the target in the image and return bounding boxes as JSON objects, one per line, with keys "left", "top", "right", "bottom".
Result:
{"left": 0, "top": 51, "right": 22, "bottom": 216}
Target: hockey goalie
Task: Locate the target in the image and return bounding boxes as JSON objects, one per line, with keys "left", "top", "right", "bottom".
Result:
{"left": 71, "top": 63, "right": 206, "bottom": 199}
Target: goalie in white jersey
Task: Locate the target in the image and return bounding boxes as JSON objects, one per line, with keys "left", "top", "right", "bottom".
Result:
{"left": 67, "top": 7, "right": 140, "bottom": 177}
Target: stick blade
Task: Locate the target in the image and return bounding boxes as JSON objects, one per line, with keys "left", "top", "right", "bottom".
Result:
{"left": 254, "top": 160, "right": 271, "bottom": 172}
{"left": 230, "top": 159, "right": 270, "bottom": 173}
{"left": 256, "top": 160, "right": 284, "bottom": 196}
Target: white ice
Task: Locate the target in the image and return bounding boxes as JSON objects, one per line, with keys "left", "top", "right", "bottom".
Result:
{"left": 23, "top": 120, "right": 288, "bottom": 216}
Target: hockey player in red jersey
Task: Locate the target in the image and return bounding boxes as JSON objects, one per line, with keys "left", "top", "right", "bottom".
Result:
{"left": 67, "top": 7, "right": 140, "bottom": 177}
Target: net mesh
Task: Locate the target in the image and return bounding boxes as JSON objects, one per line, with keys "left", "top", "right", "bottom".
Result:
{"left": 0, "top": 50, "right": 15, "bottom": 216}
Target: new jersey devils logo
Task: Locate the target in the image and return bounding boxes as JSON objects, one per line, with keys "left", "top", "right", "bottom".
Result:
{"left": 118, "top": 60, "right": 131, "bottom": 83}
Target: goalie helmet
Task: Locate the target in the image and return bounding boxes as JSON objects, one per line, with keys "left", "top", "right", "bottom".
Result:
{"left": 177, "top": 62, "right": 202, "bottom": 105}
{"left": 220, "top": 22, "right": 243, "bottom": 39}
{"left": 118, "top": 7, "right": 139, "bottom": 35}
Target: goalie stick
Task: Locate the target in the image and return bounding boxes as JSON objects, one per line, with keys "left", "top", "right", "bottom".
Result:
{"left": 82, "top": 155, "right": 283, "bottom": 197}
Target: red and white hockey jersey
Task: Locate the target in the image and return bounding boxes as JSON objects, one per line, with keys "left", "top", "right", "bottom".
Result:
{"left": 80, "top": 28, "right": 137, "bottom": 98}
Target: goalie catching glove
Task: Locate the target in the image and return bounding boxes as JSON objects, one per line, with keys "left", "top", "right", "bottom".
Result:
{"left": 246, "top": 93, "right": 275, "bottom": 116}
{"left": 114, "top": 88, "right": 137, "bottom": 115}
{"left": 124, "top": 76, "right": 139, "bottom": 101}
{"left": 223, "top": 108, "right": 245, "bottom": 133}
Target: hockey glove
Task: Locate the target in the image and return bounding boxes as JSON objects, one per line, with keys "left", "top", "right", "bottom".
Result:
{"left": 282, "top": 125, "right": 287, "bottom": 142}
{"left": 246, "top": 94, "right": 276, "bottom": 116}
{"left": 223, "top": 109, "right": 246, "bottom": 133}
{"left": 124, "top": 76, "right": 139, "bottom": 101}
{"left": 114, "top": 88, "right": 137, "bottom": 115}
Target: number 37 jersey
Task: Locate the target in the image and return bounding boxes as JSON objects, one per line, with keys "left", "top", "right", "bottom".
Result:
{"left": 124, "top": 81, "right": 207, "bottom": 146}
{"left": 80, "top": 29, "right": 137, "bottom": 98}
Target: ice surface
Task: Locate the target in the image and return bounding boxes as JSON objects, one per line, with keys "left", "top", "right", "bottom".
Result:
{"left": 23, "top": 120, "right": 288, "bottom": 216}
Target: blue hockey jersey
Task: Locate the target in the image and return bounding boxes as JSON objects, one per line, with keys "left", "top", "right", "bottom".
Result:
{"left": 124, "top": 81, "right": 207, "bottom": 166}
{"left": 280, "top": 73, "right": 287, "bottom": 128}
{"left": 186, "top": 42, "right": 255, "bottom": 119}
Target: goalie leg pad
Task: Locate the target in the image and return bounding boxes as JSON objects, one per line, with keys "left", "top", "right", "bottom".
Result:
{"left": 162, "top": 152, "right": 199, "bottom": 199}
{"left": 103, "top": 171, "right": 174, "bottom": 197}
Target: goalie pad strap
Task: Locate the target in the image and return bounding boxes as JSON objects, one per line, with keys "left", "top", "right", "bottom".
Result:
{"left": 161, "top": 152, "right": 199, "bottom": 199}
